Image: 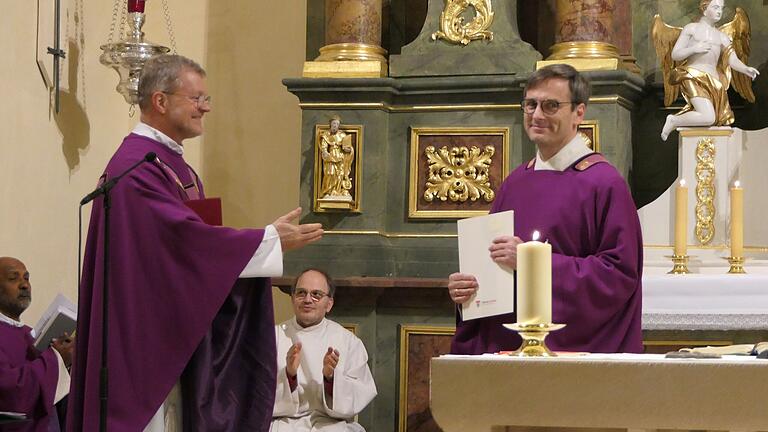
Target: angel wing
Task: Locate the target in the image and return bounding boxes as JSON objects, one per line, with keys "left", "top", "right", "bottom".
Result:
{"left": 719, "top": 7, "right": 754, "bottom": 102}
{"left": 651, "top": 15, "right": 683, "bottom": 107}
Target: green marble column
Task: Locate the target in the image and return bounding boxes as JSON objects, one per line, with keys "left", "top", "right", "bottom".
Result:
{"left": 389, "top": 0, "right": 541, "bottom": 76}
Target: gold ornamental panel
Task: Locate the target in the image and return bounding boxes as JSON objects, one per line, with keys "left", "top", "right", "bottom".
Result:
{"left": 409, "top": 127, "right": 509, "bottom": 219}
{"left": 694, "top": 137, "right": 716, "bottom": 245}
{"left": 313, "top": 123, "right": 363, "bottom": 213}
{"left": 577, "top": 120, "right": 600, "bottom": 152}
{"left": 431, "top": 0, "right": 494, "bottom": 45}
{"left": 423, "top": 145, "right": 496, "bottom": 204}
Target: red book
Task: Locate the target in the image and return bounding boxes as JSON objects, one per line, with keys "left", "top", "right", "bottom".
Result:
{"left": 185, "top": 198, "right": 222, "bottom": 226}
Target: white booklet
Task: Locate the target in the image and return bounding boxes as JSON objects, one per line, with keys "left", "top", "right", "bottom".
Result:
{"left": 32, "top": 293, "right": 77, "bottom": 351}
{"left": 457, "top": 210, "right": 516, "bottom": 320}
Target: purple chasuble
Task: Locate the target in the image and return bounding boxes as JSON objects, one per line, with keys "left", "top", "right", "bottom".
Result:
{"left": 67, "top": 134, "right": 276, "bottom": 432}
{"left": 451, "top": 154, "right": 643, "bottom": 355}
{"left": 0, "top": 322, "right": 59, "bottom": 432}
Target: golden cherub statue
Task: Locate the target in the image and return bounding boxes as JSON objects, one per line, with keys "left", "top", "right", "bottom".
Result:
{"left": 652, "top": 0, "right": 759, "bottom": 141}
{"left": 319, "top": 115, "right": 355, "bottom": 200}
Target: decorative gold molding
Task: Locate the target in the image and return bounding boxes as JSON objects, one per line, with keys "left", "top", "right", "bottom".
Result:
{"left": 313, "top": 123, "right": 363, "bottom": 213}
{"left": 431, "top": 0, "right": 494, "bottom": 46}
{"left": 298, "top": 96, "right": 633, "bottom": 112}
{"left": 341, "top": 323, "right": 358, "bottom": 335}
{"left": 409, "top": 127, "right": 510, "bottom": 219}
{"left": 537, "top": 58, "right": 619, "bottom": 72}
{"left": 303, "top": 60, "right": 388, "bottom": 78}
{"left": 694, "top": 138, "right": 716, "bottom": 245}
{"left": 578, "top": 120, "right": 600, "bottom": 152}
{"left": 547, "top": 41, "right": 621, "bottom": 60}
{"left": 324, "top": 230, "right": 458, "bottom": 239}
{"left": 679, "top": 129, "right": 734, "bottom": 137}
{"left": 315, "top": 43, "right": 388, "bottom": 62}
{"left": 398, "top": 325, "right": 455, "bottom": 432}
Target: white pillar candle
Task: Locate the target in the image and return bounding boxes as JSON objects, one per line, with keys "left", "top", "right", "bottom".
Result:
{"left": 674, "top": 179, "right": 688, "bottom": 257}
{"left": 730, "top": 181, "right": 744, "bottom": 257}
{"left": 516, "top": 231, "right": 552, "bottom": 325}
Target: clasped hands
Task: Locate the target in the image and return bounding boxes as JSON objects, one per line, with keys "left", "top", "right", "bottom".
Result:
{"left": 447, "top": 235, "right": 523, "bottom": 305}
{"left": 285, "top": 342, "right": 340, "bottom": 380}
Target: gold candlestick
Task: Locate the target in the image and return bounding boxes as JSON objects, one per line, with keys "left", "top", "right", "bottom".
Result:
{"left": 502, "top": 323, "right": 565, "bottom": 357}
{"left": 724, "top": 256, "right": 746, "bottom": 274}
{"left": 667, "top": 254, "right": 690, "bottom": 274}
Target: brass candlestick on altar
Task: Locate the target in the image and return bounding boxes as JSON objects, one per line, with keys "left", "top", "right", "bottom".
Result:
{"left": 667, "top": 254, "right": 690, "bottom": 274}
{"left": 724, "top": 256, "right": 746, "bottom": 274}
{"left": 502, "top": 323, "right": 565, "bottom": 357}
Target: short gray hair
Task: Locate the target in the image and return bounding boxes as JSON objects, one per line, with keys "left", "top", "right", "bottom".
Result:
{"left": 523, "top": 63, "right": 591, "bottom": 110}
{"left": 138, "top": 54, "right": 206, "bottom": 110}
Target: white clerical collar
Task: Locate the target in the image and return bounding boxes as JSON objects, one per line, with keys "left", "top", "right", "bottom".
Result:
{"left": 0, "top": 311, "right": 24, "bottom": 328}
{"left": 535, "top": 133, "right": 592, "bottom": 171}
{"left": 132, "top": 122, "right": 184, "bottom": 155}
{"left": 292, "top": 316, "right": 327, "bottom": 332}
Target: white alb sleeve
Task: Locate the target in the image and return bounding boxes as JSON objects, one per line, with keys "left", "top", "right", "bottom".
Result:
{"left": 239, "top": 224, "right": 283, "bottom": 278}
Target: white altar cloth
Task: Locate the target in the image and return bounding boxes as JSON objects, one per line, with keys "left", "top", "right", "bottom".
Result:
{"left": 641, "top": 274, "right": 768, "bottom": 330}
{"left": 430, "top": 353, "right": 768, "bottom": 432}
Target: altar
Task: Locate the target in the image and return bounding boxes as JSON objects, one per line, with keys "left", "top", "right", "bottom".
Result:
{"left": 430, "top": 354, "right": 768, "bottom": 432}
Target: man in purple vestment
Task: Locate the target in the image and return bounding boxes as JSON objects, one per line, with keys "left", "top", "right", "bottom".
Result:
{"left": 67, "top": 55, "right": 324, "bottom": 432}
{"left": 0, "top": 257, "right": 74, "bottom": 432}
{"left": 448, "top": 64, "right": 643, "bottom": 355}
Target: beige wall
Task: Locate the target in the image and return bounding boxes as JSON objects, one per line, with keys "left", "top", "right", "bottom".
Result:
{"left": 203, "top": 1, "right": 308, "bottom": 322}
{"left": 0, "top": 0, "right": 303, "bottom": 324}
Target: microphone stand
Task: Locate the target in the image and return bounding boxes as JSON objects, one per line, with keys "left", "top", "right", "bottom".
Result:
{"left": 79, "top": 152, "right": 155, "bottom": 432}
{"left": 100, "top": 186, "right": 111, "bottom": 432}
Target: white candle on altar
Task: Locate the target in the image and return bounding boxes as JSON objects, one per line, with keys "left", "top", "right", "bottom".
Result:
{"left": 516, "top": 231, "right": 552, "bottom": 325}
{"left": 731, "top": 181, "right": 744, "bottom": 257}
{"left": 674, "top": 179, "right": 688, "bottom": 256}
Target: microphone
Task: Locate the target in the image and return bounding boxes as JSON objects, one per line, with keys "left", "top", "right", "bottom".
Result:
{"left": 80, "top": 152, "right": 158, "bottom": 205}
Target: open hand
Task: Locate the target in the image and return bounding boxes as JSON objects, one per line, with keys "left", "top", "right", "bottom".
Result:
{"left": 286, "top": 342, "right": 302, "bottom": 377}
{"left": 273, "top": 207, "right": 324, "bottom": 252}
{"left": 322, "top": 347, "right": 340, "bottom": 379}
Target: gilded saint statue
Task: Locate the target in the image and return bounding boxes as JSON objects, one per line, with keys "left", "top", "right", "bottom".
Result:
{"left": 319, "top": 116, "right": 355, "bottom": 201}
{"left": 652, "top": 0, "right": 759, "bottom": 141}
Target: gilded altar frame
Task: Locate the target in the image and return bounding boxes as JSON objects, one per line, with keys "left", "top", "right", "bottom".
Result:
{"left": 408, "top": 127, "right": 510, "bottom": 219}
{"left": 313, "top": 124, "right": 363, "bottom": 213}
{"left": 397, "top": 324, "right": 456, "bottom": 432}
{"left": 578, "top": 120, "right": 601, "bottom": 152}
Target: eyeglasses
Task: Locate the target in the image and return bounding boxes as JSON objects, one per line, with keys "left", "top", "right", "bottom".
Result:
{"left": 522, "top": 98, "right": 574, "bottom": 115}
{"left": 163, "top": 92, "right": 212, "bottom": 107}
{"left": 293, "top": 288, "right": 329, "bottom": 301}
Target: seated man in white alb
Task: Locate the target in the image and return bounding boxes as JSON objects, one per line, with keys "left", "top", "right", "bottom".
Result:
{"left": 272, "top": 268, "right": 377, "bottom": 432}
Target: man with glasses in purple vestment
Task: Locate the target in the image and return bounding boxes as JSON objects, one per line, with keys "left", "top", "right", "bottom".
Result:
{"left": 448, "top": 64, "right": 643, "bottom": 355}
{"left": 0, "top": 257, "right": 74, "bottom": 432}
{"left": 67, "top": 54, "right": 324, "bottom": 432}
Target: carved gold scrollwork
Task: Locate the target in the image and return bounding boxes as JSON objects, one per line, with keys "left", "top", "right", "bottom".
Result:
{"left": 423, "top": 145, "right": 495, "bottom": 203}
{"left": 694, "top": 138, "right": 716, "bottom": 245}
{"left": 431, "top": 0, "right": 494, "bottom": 46}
